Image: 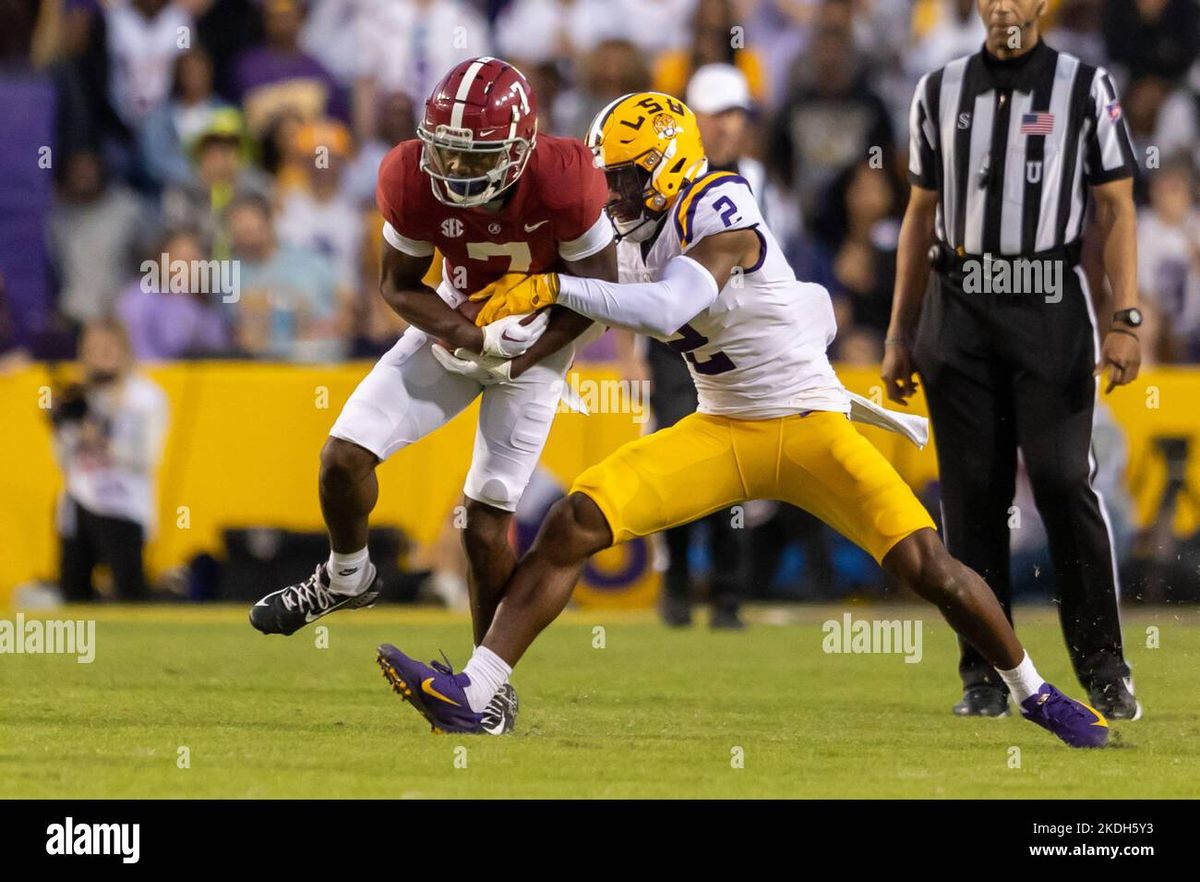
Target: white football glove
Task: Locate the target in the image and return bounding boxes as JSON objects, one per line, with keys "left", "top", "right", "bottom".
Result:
{"left": 480, "top": 311, "right": 550, "bottom": 358}
{"left": 431, "top": 343, "right": 514, "bottom": 386}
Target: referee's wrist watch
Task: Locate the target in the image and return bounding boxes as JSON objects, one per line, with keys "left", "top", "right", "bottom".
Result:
{"left": 1112, "top": 308, "right": 1143, "bottom": 328}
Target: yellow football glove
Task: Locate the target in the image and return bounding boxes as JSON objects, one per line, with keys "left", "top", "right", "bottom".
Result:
{"left": 470, "top": 272, "right": 560, "bottom": 326}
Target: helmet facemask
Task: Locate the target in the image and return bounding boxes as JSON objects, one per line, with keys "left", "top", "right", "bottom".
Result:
{"left": 601, "top": 150, "right": 679, "bottom": 243}
{"left": 600, "top": 163, "right": 653, "bottom": 239}
{"left": 418, "top": 123, "right": 533, "bottom": 208}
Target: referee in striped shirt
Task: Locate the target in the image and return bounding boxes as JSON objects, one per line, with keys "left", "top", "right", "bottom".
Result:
{"left": 883, "top": 0, "right": 1142, "bottom": 720}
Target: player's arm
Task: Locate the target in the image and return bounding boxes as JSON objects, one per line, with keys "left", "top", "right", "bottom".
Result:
{"left": 379, "top": 240, "right": 484, "bottom": 353}
{"left": 882, "top": 183, "right": 938, "bottom": 404}
{"left": 505, "top": 142, "right": 621, "bottom": 375}
{"left": 375, "top": 145, "right": 486, "bottom": 352}
{"left": 550, "top": 229, "right": 756, "bottom": 337}
{"left": 507, "top": 242, "right": 618, "bottom": 378}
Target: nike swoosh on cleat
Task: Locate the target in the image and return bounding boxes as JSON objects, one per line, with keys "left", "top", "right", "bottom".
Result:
{"left": 305, "top": 600, "right": 346, "bottom": 622}
{"left": 421, "top": 677, "right": 462, "bottom": 707}
{"left": 524, "top": 220, "right": 549, "bottom": 231}
{"left": 1081, "top": 703, "right": 1109, "bottom": 727}
{"left": 337, "top": 568, "right": 359, "bottom": 576}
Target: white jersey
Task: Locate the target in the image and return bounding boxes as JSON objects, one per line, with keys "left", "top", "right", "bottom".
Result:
{"left": 618, "top": 171, "right": 849, "bottom": 419}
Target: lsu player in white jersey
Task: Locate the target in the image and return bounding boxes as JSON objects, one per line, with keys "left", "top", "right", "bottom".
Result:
{"left": 376, "top": 93, "right": 1109, "bottom": 748}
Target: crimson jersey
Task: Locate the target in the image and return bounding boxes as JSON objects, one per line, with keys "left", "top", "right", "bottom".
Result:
{"left": 376, "top": 134, "right": 612, "bottom": 297}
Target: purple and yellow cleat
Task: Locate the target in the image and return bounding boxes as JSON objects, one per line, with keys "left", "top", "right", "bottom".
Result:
{"left": 1020, "top": 683, "right": 1109, "bottom": 748}
{"left": 376, "top": 644, "right": 485, "bottom": 734}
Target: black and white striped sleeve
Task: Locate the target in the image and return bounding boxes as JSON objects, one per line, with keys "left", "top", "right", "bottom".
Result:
{"left": 907, "top": 72, "right": 939, "bottom": 190}
{"left": 1084, "top": 67, "right": 1137, "bottom": 185}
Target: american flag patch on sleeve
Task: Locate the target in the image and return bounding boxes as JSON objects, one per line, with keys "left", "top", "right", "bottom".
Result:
{"left": 1020, "top": 112, "right": 1055, "bottom": 135}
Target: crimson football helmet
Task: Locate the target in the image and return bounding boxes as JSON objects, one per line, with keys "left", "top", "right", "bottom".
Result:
{"left": 418, "top": 57, "right": 538, "bottom": 208}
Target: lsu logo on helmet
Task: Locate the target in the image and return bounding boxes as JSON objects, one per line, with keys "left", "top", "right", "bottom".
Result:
{"left": 586, "top": 92, "right": 708, "bottom": 240}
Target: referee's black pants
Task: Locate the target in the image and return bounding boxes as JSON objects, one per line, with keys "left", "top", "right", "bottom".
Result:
{"left": 913, "top": 265, "right": 1130, "bottom": 693}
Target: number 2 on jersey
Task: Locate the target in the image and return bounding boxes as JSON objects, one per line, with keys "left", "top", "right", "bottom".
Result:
{"left": 668, "top": 323, "right": 735, "bottom": 375}
{"left": 711, "top": 195, "right": 740, "bottom": 227}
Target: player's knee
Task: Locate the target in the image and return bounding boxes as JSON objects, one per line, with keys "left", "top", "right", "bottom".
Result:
{"left": 461, "top": 499, "right": 511, "bottom": 554}
{"left": 540, "top": 493, "right": 611, "bottom": 559}
{"left": 890, "top": 530, "right": 965, "bottom": 603}
{"left": 319, "top": 437, "right": 376, "bottom": 491}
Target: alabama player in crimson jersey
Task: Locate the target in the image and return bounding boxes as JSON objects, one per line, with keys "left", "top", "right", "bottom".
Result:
{"left": 375, "top": 118, "right": 609, "bottom": 298}
{"left": 249, "top": 57, "right": 616, "bottom": 734}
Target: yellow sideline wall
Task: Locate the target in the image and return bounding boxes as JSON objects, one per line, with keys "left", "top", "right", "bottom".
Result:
{"left": 2, "top": 362, "right": 1199, "bottom": 606}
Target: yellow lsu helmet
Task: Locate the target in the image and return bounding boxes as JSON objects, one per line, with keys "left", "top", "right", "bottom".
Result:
{"left": 586, "top": 92, "right": 708, "bottom": 241}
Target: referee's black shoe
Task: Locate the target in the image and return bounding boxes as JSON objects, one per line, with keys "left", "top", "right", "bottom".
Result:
{"left": 1089, "top": 677, "right": 1143, "bottom": 721}
{"left": 659, "top": 593, "right": 693, "bottom": 627}
{"left": 953, "top": 685, "right": 1011, "bottom": 717}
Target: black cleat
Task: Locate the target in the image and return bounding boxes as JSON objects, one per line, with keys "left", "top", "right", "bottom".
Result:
{"left": 953, "top": 684, "right": 1011, "bottom": 717}
{"left": 249, "top": 563, "right": 380, "bottom": 635}
{"left": 1089, "top": 677, "right": 1143, "bottom": 721}
{"left": 660, "top": 594, "right": 693, "bottom": 627}
{"left": 481, "top": 682, "right": 519, "bottom": 735}
{"left": 710, "top": 605, "right": 746, "bottom": 630}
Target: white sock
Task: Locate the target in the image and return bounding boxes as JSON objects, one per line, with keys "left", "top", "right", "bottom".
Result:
{"left": 327, "top": 547, "right": 372, "bottom": 595}
{"left": 462, "top": 645, "right": 512, "bottom": 713}
{"left": 996, "top": 652, "right": 1046, "bottom": 703}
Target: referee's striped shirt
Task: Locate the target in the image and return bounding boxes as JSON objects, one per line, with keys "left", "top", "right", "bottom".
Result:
{"left": 908, "top": 39, "right": 1137, "bottom": 257}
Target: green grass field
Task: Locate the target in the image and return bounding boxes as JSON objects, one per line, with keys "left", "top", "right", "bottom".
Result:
{"left": 1, "top": 603, "right": 1197, "bottom": 798}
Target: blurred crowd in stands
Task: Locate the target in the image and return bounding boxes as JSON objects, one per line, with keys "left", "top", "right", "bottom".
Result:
{"left": 0, "top": 0, "right": 1198, "bottom": 369}
{"left": 5, "top": 0, "right": 1197, "bottom": 610}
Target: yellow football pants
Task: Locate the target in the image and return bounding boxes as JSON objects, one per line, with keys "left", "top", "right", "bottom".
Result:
{"left": 571, "top": 410, "right": 936, "bottom": 564}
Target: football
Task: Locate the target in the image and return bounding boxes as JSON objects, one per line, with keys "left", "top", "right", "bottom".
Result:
{"left": 457, "top": 298, "right": 485, "bottom": 326}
